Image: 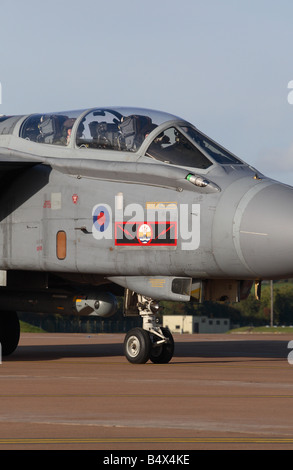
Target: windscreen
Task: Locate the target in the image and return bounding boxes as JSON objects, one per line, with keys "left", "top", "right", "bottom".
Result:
{"left": 145, "top": 127, "right": 212, "bottom": 169}
{"left": 181, "top": 126, "right": 242, "bottom": 165}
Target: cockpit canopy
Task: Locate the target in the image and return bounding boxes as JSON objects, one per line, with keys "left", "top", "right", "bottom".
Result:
{"left": 19, "top": 110, "right": 79, "bottom": 146}
{"left": 18, "top": 108, "right": 179, "bottom": 150}
{"left": 0, "top": 107, "right": 243, "bottom": 169}
{"left": 77, "top": 108, "right": 162, "bottom": 152}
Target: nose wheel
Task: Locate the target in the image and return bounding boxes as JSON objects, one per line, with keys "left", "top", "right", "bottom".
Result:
{"left": 124, "top": 328, "right": 151, "bottom": 364}
{"left": 123, "top": 296, "right": 174, "bottom": 364}
{"left": 149, "top": 327, "right": 174, "bottom": 364}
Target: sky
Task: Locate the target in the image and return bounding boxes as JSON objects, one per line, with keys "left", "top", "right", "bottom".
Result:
{"left": 0, "top": 0, "right": 293, "bottom": 184}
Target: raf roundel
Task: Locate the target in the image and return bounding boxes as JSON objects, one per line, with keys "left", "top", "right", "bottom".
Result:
{"left": 93, "top": 205, "right": 110, "bottom": 232}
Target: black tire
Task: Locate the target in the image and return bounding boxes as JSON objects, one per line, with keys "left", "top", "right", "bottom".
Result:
{"left": 149, "top": 327, "right": 174, "bottom": 364}
{"left": 0, "top": 311, "right": 20, "bottom": 356}
{"left": 124, "top": 327, "right": 151, "bottom": 364}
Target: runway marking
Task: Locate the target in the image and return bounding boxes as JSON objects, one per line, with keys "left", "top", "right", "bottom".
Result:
{"left": 1, "top": 437, "right": 293, "bottom": 445}
{"left": 0, "top": 394, "right": 293, "bottom": 398}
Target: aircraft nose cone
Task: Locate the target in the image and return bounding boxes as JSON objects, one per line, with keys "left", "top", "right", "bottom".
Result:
{"left": 238, "top": 183, "right": 293, "bottom": 278}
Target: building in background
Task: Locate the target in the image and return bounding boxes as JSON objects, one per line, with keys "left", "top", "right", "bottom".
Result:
{"left": 163, "top": 315, "right": 230, "bottom": 334}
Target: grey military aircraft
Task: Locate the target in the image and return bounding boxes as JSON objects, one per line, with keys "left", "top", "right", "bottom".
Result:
{"left": 0, "top": 106, "right": 291, "bottom": 363}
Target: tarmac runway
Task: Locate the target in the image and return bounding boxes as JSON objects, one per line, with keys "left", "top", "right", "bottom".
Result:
{"left": 1, "top": 331, "right": 293, "bottom": 452}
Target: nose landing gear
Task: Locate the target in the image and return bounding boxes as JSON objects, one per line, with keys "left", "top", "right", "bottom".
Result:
{"left": 123, "top": 296, "right": 174, "bottom": 364}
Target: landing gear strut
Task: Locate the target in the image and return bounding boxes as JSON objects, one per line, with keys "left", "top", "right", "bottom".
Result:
{"left": 123, "top": 296, "right": 174, "bottom": 364}
{"left": 0, "top": 311, "right": 20, "bottom": 356}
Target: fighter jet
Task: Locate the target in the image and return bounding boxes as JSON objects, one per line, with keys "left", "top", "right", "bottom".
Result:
{"left": 0, "top": 106, "right": 292, "bottom": 363}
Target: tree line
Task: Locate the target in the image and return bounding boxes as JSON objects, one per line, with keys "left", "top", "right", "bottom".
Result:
{"left": 161, "top": 280, "right": 293, "bottom": 327}
{"left": 19, "top": 280, "right": 293, "bottom": 332}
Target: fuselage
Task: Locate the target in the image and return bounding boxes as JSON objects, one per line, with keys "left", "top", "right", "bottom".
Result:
{"left": 0, "top": 106, "right": 292, "bottom": 284}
